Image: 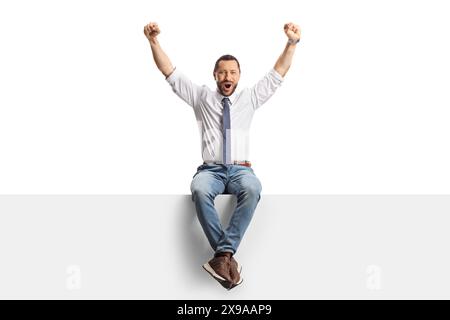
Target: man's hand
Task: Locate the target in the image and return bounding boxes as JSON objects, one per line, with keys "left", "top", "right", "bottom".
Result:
{"left": 284, "top": 22, "right": 301, "bottom": 42}
{"left": 144, "top": 22, "right": 160, "bottom": 41}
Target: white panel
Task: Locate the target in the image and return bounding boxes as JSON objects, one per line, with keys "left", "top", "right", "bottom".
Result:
{"left": 1, "top": 195, "right": 449, "bottom": 299}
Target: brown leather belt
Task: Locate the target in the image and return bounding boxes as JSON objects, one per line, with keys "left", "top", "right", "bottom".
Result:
{"left": 204, "top": 161, "right": 252, "bottom": 167}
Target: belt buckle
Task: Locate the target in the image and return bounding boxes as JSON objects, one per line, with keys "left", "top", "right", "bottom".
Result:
{"left": 234, "top": 160, "right": 251, "bottom": 167}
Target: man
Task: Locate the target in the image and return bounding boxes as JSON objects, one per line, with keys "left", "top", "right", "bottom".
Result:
{"left": 144, "top": 21, "right": 300, "bottom": 290}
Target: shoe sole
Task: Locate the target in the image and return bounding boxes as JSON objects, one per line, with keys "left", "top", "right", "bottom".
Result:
{"left": 235, "top": 261, "right": 242, "bottom": 274}
{"left": 233, "top": 261, "right": 243, "bottom": 286}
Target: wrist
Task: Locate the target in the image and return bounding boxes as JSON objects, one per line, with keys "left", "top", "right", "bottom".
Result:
{"left": 287, "top": 38, "right": 300, "bottom": 45}
{"left": 149, "top": 37, "right": 159, "bottom": 46}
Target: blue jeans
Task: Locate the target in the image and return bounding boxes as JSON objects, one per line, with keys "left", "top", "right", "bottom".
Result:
{"left": 190, "top": 163, "right": 262, "bottom": 255}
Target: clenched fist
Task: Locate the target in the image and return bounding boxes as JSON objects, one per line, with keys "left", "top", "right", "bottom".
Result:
{"left": 284, "top": 23, "right": 301, "bottom": 42}
{"left": 144, "top": 22, "right": 160, "bottom": 41}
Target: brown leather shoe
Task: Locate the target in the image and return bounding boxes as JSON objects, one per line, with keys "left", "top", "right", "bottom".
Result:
{"left": 203, "top": 255, "right": 233, "bottom": 289}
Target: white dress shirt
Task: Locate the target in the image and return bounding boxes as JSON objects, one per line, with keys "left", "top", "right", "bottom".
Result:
{"left": 166, "top": 68, "right": 284, "bottom": 163}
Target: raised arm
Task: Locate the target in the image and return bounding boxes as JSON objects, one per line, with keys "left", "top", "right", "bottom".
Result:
{"left": 144, "top": 22, "right": 174, "bottom": 78}
{"left": 274, "top": 23, "right": 301, "bottom": 77}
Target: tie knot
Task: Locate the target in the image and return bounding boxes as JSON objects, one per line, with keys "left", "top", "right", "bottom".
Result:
{"left": 222, "top": 97, "right": 230, "bottom": 105}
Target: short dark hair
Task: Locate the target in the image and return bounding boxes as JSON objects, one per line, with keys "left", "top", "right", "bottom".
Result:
{"left": 213, "top": 54, "right": 241, "bottom": 73}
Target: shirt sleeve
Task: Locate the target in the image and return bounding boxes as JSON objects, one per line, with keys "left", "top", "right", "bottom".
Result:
{"left": 166, "top": 68, "right": 202, "bottom": 108}
{"left": 250, "top": 68, "right": 284, "bottom": 110}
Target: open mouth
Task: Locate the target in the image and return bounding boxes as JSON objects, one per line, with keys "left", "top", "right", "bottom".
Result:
{"left": 224, "top": 83, "right": 232, "bottom": 89}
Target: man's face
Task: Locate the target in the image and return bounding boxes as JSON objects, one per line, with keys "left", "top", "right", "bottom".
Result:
{"left": 214, "top": 60, "right": 240, "bottom": 96}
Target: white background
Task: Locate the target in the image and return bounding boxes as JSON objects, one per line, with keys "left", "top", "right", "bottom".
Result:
{"left": 1, "top": 0, "right": 449, "bottom": 194}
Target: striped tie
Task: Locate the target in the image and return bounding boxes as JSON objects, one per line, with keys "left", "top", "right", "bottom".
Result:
{"left": 222, "top": 97, "right": 231, "bottom": 164}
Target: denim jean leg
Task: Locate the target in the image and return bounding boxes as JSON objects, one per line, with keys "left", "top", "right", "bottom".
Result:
{"left": 216, "top": 166, "right": 262, "bottom": 253}
{"left": 190, "top": 166, "right": 226, "bottom": 251}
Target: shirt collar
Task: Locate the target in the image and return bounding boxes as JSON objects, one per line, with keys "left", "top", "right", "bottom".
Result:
{"left": 215, "top": 88, "right": 238, "bottom": 106}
